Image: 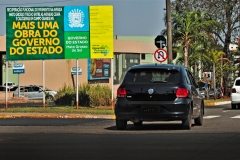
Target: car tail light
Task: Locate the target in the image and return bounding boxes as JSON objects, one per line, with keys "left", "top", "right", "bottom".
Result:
{"left": 176, "top": 88, "right": 189, "bottom": 98}
{"left": 232, "top": 88, "right": 236, "bottom": 93}
{"left": 117, "top": 88, "right": 127, "bottom": 97}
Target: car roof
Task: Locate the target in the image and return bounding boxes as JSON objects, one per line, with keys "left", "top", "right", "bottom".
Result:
{"left": 234, "top": 77, "right": 240, "bottom": 80}
{"left": 20, "top": 85, "right": 41, "bottom": 87}
{"left": 128, "top": 63, "right": 184, "bottom": 70}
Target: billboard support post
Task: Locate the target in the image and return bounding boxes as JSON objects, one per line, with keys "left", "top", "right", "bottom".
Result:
{"left": 111, "top": 58, "right": 114, "bottom": 110}
{"left": 76, "top": 59, "right": 79, "bottom": 109}
{"left": 42, "top": 60, "right": 46, "bottom": 108}
{"left": 5, "top": 61, "right": 8, "bottom": 109}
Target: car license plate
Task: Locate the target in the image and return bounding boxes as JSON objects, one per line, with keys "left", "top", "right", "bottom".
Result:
{"left": 141, "top": 106, "right": 161, "bottom": 113}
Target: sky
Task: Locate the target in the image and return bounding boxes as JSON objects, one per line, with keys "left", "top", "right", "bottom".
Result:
{"left": 0, "top": 0, "right": 166, "bottom": 36}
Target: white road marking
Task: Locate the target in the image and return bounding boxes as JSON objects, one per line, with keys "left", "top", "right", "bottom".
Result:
{"left": 203, "top": 115, "right": 221, "bottom": 119}
{"left": 231, "top": 115, "right": 240, "bottom": 118}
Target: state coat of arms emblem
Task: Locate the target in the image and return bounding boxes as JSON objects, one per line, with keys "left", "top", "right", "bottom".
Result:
{"left": 68, "top": 9, "right": 85, "bottom": 28}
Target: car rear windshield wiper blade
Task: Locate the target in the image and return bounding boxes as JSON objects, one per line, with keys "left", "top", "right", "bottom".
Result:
{"left": 151, "top": 80, "right": 168, "bottom": 83}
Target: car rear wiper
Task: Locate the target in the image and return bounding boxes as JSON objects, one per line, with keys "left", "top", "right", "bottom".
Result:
{"left": 151, "top": 80, "right": 168, "bottom": 83}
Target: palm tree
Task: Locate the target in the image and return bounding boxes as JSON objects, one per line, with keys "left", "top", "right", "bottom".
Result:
{"left": 167, "top": 10, "right": 217, "bottom": 68}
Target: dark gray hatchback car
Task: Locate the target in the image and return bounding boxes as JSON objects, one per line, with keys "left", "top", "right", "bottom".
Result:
{"left": 114, "top": 64, "right": 204, "bottom": 130}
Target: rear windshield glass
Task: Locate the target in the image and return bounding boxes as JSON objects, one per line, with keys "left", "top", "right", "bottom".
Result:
{"left": 235, "top": 80, "right": 240, "bottom": 86}
{"left": 123, "top": 68, "right": 180, "bottom": 83}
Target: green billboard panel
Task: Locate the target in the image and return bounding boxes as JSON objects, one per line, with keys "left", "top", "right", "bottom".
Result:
{"left": 6, "top": 6, "right": 113, "bottom": 61}
{"left": 64, "top": 32, "right": 90, "bottom": 59}
{"left": 6, "top": 7, "right": 64, "bottom": 60}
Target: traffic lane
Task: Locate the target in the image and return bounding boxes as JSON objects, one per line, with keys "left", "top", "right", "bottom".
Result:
{"left": 0, "top": 103, "right": 240, "bottom": 134}
{"left": 0, "top": 105, "right": 240, "bottom": 159}
{"left": 0, "top": 117, "right": 240, "bottom": 134}
{"left": 0, "top": 132, "right": 239, "bottom": 160}
{"left": 204, "top": 103, "right": 240, "bottom": 117}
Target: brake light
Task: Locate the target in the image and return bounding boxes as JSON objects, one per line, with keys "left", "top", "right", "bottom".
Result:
{"left": 232, "top": 88, "right": 236, "bottom": 93}
{"left": 117, "top": 88, "right": 127, "bottom": 97}
{"left": 176, "top": 88, "right": 189, "bottom": 98}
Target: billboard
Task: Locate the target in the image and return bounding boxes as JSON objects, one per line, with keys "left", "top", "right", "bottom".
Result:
{"left": 88, "top": 58, "right": 111, "bottom": 80}
{"left": 6, "top": 6, "right": 113, "bottom": 60}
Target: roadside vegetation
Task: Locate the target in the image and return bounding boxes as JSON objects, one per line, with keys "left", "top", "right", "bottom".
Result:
{"left": 0, "top": 106, "right": 114, "bottom": 114}
{"left": 54, "top": 83, "right": 112, "bottom": 107}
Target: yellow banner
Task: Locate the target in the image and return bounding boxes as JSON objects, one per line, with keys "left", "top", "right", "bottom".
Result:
{"left": 89, "top": 6, "right": 113, "bottom": 58}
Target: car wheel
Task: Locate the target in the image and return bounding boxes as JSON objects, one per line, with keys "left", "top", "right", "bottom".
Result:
{"left": 134, "top": 120, "right": 143, "bottom": 126}
{"left": 194, "top": 103, "right": 203, "bottom": 126}
{"left": 116, "top": 119, "right": 127, "bottom": 130}
{"left": 182, "top": 108, "right": 192, "bottom": 130}
{"left": 231, "top": 104, "right": 236, "bottom": 109}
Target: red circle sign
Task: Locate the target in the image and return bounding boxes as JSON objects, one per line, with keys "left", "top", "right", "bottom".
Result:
{"left": 154, "top": 48, "right": 168, "bottom": 62}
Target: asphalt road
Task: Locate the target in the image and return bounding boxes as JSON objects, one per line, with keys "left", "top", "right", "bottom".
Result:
{"left": 0, "top": 104, "right": 240, "bottom": 160}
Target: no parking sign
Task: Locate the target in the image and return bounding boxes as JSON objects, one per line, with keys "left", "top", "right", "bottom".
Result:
{"left": 154, "top": 48, "right": 168, "bottom": 62}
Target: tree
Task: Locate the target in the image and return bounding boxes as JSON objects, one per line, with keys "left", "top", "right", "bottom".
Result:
{"left": 202, "top": 49, "right": 224, "bottom": 99}
{"left": 162, "top": 10, "right": 217, "bottom": 68}
{"left": 171, "top": 0, "right": 240, "bottom": 94}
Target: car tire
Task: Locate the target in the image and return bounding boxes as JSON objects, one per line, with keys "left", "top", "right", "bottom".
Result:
{"left": 194, "top": 103, "right": 204, "bottom": 126}
{"left": 116, "top": 119, "right": 127, "bottom": 130}
{"left": 134, "top": 120, "right": 143, "bottom": 126}
{"left": 182, "top": 108, "right": 192, "bottom": 130}
{"left": 231, "top": 104, "right": 236, "bottom": 109}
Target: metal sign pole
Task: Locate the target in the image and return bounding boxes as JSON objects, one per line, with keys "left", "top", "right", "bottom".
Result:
{"left": 5, "top": 61, "right": 8, "bottom": 108}
{"left": 18, "top": 73, "right": 20, "bottom": 97}
{"left": 42, "top": 60, "right": 45, "bottom": 108}
{"left": 111, "top": 58, "right": 114, "bottom": 110}
{"left": 76, "top": 59, "right": 79, "bottom": 109}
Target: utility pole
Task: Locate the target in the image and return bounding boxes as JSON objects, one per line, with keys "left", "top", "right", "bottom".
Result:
{"left": 166, "top": 0, "right": 173, "bottom": 64}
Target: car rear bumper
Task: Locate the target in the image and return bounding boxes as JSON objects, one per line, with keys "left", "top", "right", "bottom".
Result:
{"left": 115, "top": 98, "right": 191, "bottom": 121}
{"left": 231, "top": 94, "right": 240, "bottom": 104}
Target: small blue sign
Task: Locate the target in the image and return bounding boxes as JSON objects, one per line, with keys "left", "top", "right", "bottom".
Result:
{"left": 71, "top": 72, "right": 82, "bottom": 75}
{"left": 71, "top": 67, "right": 82, "bottom": 75}
{"left": 13, "top": 69, "right": 25, "bottom": 74}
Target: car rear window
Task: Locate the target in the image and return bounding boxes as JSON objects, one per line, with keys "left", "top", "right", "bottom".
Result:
{"left": 123, "top": 68, "right": 180, "bottom": 83}
{"left": 235, "top": 80, "right": 240, "bottom": 86}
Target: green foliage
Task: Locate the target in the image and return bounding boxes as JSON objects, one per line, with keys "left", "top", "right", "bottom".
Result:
{"left": 170, "top": 0, "right": 240, "bottom": 91}
{"left": 54, "top": 83, "right": 75, "bottom": 105}
{"left": 54, "top": 83, "right": 112, "bottom": 107}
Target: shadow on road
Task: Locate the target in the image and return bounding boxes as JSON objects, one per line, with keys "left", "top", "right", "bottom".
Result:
{"left": 106, "top": 123, "right": 199, "bottom": 131}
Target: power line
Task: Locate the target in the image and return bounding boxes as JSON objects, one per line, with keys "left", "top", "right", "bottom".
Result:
{"left": 0, "top": 0, "right": 74, "bottom": 5}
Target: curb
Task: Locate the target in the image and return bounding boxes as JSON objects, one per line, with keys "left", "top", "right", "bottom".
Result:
{"left": 205, "top": 101, "right": 231, "bottom": 106}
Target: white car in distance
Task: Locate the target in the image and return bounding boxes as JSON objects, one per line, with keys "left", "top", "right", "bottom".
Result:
{"left": 230, "top": 77, "right": 240, "bottom": 109}
{"left": 13, "top": 85, "right": 57, "bottom": 101}
{"left": 3, "top": 82, "right": 17, "bottom": 91}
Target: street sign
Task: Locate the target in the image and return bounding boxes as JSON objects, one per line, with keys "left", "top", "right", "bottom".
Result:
{"left": 71, "top": 67, "right": 82, "bottom": 75}
{"left": 154, "top": 48, "right": 168, "bottom": 62}
{"left": 203, "top": 72, "right": 212, "bottom": 81}
{"left": 13, "top": 69, "right": 25, "bottom": 74}
{"left": 155, "top": 35, "right": 166, "bottom": 48}
{"left": 13, "top": 63, "right": 24, "bottom": 68}
{"left": 13, "top": 63, "right": 25, "bottom": 74}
